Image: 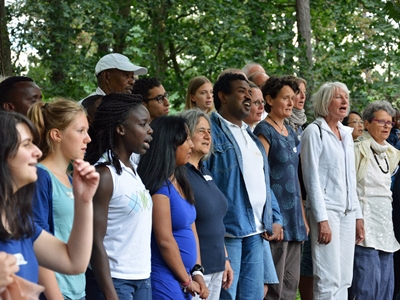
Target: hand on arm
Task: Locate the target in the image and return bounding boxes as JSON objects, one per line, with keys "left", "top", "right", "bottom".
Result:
{"left": 34, "top": 160, "right": 99, "bottom": 275}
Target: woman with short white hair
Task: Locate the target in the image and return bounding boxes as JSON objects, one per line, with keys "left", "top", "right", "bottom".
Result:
{"left": 300, "top": 82, "right": 364, "bottom": 299}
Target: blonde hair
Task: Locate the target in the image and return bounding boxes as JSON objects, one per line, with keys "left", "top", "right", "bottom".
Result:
{"left": 27, "top": 98, "right": 86, "bottom": 158}
{"left": 185, "top": 76, "right": 213, "bottom": 112}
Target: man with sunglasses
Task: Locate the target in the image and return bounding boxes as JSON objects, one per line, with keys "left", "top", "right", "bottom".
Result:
{"left": 131, "top": 77, "right": 170, "bottom": 122}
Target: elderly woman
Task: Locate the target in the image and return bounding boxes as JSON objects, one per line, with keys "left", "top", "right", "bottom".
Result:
{"left": 178, "top": 108, "right": 233, "bottom": 300}
{"left": 300, "top": 82, "right": 364, "bottom": 299}
{"left": 342, "top": 111, "right": 364, "bottom": 141}
{"left": 349, "top": 100, "right": 400, "bottom": 300}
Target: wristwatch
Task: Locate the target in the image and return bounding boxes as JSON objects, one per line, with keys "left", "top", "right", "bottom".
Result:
{"left": 191, "top": 264, "right": 205, "bottom": 275}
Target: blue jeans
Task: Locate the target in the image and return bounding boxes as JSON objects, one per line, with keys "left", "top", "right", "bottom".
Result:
{"left": 85, "top": 268, "right": 152, "bottom": 300}
{"left": 220, "top": 234, "right": 264, "bottom": 300}
{"left": 349, "top": 245, "right": 394, "bottom": 300}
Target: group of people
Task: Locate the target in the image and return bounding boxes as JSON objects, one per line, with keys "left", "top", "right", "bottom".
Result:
{"left": 0, "top": 52, "right": 399, "bottom": 300}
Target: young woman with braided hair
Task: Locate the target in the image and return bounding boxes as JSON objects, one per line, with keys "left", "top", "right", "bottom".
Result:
{"left": 84, "top": 93, "right": 154, "bottom": 300}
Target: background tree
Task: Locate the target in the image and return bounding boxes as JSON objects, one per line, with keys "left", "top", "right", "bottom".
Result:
{"left": 4, "top": 0, "right": 400, "bottom": 114}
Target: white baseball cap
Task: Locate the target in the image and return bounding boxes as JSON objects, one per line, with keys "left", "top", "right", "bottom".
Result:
{"left": 95, "top": 53, "right": 148, "bottom": 76}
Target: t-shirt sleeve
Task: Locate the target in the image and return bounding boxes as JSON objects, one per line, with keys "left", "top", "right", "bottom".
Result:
{"left": 32, "top": 167, "right": 54, "bottom": 234}
{"left": 153, "top": 182, "right": 171, "bottom": 198}
{"left": 33, "top": 222, "right": 43, "bottom": 241}
{"left": 254, "top": 121, "right": 273, "bottom": 144}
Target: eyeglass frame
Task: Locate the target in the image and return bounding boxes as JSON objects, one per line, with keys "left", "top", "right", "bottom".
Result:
{"left": 145, "top": 93, "right": 169, "bottom": 103}
{"left": 347, "top": 120, "right": 364, "bottom": 126}
{"left": 253, "top": 100, "right": 266, "bottom": 107}
{"left": 369, "top": 118, "right": 395, "bottom": 127}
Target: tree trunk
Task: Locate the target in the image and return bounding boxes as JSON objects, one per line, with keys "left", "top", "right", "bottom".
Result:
{"left": 296, "top": 0, "right": 313, "bottom": 66}
{"left": 0, "top": 0, "right": 12, "bottom": 76}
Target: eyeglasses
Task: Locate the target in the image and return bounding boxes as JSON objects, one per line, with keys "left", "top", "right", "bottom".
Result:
{"left": 347, "top": 121, "right": 364, "bottom": 126}
{"left": 370, "top": 119, "right": 395, "bottom": 127}
{"left": 253, "top": 100, "right": 266, "bottom": 106}
{"left": 146, "top": 93, "right": 169, "bottom": 103}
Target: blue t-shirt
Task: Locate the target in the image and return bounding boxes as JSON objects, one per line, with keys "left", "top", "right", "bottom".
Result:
{"left": 185, "top": 162, "right": 228, "bottom": 274}
{"left": 254, "top": 120, "right": 307, "bottom": 241}
{"left": 0, "top": 223, "right": 42, "bottom": 283}
{"left": 151, "top": 181, "right": 197, "bottom": 299}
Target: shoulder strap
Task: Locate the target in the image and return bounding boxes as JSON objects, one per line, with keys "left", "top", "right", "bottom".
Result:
{"left": 312, "top": 121, "right": 322, "bottom": 140}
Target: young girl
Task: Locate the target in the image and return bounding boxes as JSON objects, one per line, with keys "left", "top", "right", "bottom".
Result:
{"left": 185, "top": 76, "right": 214, "bottom": 113}
{"left": 28, "top": 99, "right": 91, "bottom": 299}
{"left": 137, "top": 116, "right": 209, "bottom": 300}
{"left": 0, "top": 111, "right": 98, "bottom": 288}
{"left": 84, "top": 93, "right": 154, "bottom": 300}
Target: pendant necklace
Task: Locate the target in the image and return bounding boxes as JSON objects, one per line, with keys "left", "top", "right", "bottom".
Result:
{"left": 268, "top": 115, "right": 285, "bottom": 135}
{"left": 370, "top": 147, "right": 389, "bottom": 174}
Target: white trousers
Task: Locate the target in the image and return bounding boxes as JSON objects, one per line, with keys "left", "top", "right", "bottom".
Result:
{"left": 310, "top": 209, "right": 356, "bottom": 300}
{"left": 192, "top": 271, "right": 224, "bottom": 300}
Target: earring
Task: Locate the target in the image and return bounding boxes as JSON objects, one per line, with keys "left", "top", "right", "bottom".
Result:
{"left": 58, "top": 139, "right": 61, "bottom": 143}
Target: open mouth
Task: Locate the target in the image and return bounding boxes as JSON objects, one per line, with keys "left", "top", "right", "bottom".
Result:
{"left": 143, "top": 137, "right": 153, "bottom": 149}
{"left": 243, "top": 100, "right": 251, "bottom": 110}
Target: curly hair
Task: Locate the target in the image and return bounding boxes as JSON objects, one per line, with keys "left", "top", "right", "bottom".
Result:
{"left": 131, "top": 77, "right": 161, "bottom": 101}
{"left": 85, "top": 92, "right": 143, "bottom": 175}
{"left": 261, "top": 75, "right": 300, "bottom": 113}
{"left": 213, "top": 73, "right": 248, "bottom": 111}
{"left": 362, "top": 100, "right": 396, "bottom": 121}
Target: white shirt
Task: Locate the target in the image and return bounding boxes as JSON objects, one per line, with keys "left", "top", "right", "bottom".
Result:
{"left": 218, "top": 114, "right": 266, "bottom": 235}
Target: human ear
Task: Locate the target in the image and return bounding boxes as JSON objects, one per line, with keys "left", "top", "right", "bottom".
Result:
{"left": 49, "top": 129, "right": 62, "bottom": 143}
{"left": 116, "top": 124, "right": 125, "bottom": 135}
{"left": 3, "top": 102, "right": 15, "bottom": 111}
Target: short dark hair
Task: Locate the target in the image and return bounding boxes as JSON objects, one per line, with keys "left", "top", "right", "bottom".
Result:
{"left": 342, "top": 111, "right": 362, "bottom": 126}
{"left": 0, "top": 111, "right": 38, "bottom": 241}
{"left": 0, "top": 76, "right": 35, "bottom": 108}
{"left": 137, "top": 116, "right": 194, "bottom": 204}
{"left": 85, "top": 93, "right": 143, "bottom": 175}
{"left": 213, "top": 73, "right": 248, "bottom": 111}
{"left": 261, "top": 76, "right": 299, "bottom": 113}
{"left": 131, "top": 78, "right": 161, "bottom": 101}
{"left": 82, "top": 95, "right": 103, "bottom": 122}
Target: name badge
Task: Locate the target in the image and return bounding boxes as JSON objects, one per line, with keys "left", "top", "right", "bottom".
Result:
{"left": 203, "top": 175, "right": 213, "bottom": 181}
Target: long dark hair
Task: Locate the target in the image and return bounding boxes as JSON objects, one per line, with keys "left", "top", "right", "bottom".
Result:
{"left": 85, "top": 93, "right": 143, "bottom": 175}
{"left": 137, "top": 116, "right": 194, "bottom": 204}
{"left": 0, "top": 111, "right": 38, "bottom": 240}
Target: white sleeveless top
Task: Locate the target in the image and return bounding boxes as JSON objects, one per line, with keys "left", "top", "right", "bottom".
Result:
{"left": 96, "top": 155, "right": 152, "bottom": 279}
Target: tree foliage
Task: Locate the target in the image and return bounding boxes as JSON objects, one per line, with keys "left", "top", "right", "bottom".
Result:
{"left": 4, "top": 0, "right": 400, "bottom": 114}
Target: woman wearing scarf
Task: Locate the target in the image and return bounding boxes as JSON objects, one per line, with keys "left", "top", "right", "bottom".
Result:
{"left": 349, "top": 100, "right": 400, "bottom": 300}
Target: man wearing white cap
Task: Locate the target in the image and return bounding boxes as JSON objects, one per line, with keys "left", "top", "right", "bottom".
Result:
{"left": 80, "top": 53, "right": 147, "bottom": 102}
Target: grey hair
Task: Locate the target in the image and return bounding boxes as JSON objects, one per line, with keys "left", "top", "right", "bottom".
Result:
{"left": 312, "top": 82, "right": 350, "bottom": 118}
{"left": 178, "top": 108, "right": 213, "bottom": 161}
{"left": 362, "top": 100, "right": 396, "bottom": 121}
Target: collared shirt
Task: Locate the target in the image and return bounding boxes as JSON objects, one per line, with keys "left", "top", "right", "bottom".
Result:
{"left": 78, "top": 87, "right": 106, "bottom": 104}
{"left": 205, "top": 112, "right": 282, "bottom": 237}
{"left": 217, "top": 113, "right": 266, "bottom": 235}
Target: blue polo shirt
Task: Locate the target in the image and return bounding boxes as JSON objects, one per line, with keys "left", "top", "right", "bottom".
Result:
{"left": 186, "top": 162, "right": 228, "bottom": 274}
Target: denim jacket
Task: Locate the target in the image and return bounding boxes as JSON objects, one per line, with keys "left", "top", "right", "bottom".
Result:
{"left": 205, "top": 112, "right": 282, "bottom": 237}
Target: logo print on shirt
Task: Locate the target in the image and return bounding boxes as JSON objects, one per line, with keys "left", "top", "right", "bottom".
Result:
{"left": 126, "top": 190, "right": 152, "bottom": 215}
